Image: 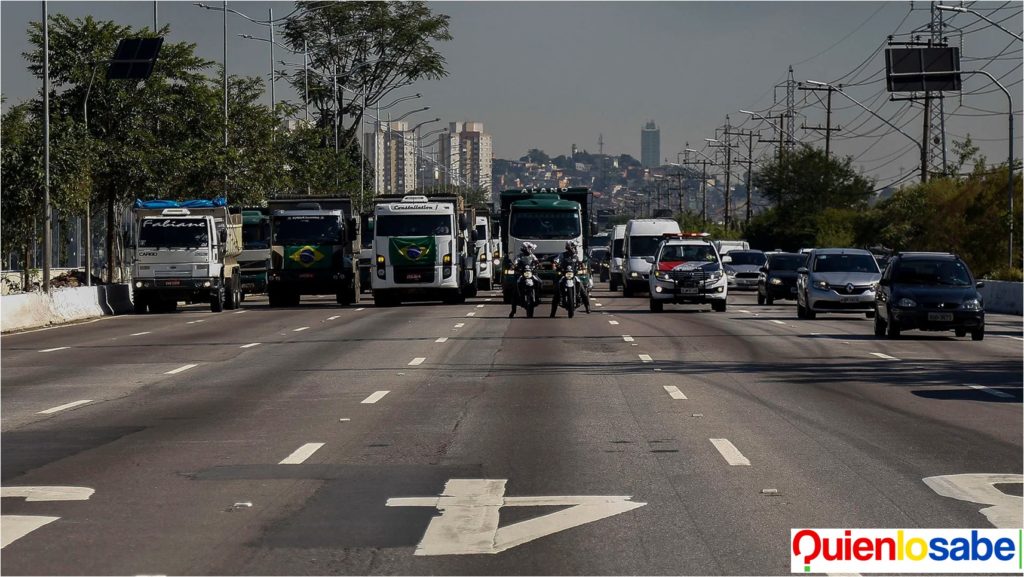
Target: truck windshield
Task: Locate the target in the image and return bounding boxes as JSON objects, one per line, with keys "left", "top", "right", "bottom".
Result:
{"left": 273, "top": 215, "right": 341, "bottom": 245}
{"left": 476, "top": 224, "right": 487, "bottom": 239}
{"left": 628, "top": 236, "right": 664, "bottom": 257}
{"left": 243, "top": 220, "right": 270, "bottom": 249}
{"left": 375, "top": 215, "right": 452, "bottom": 236}
{"left": 139, "top": 218, "right": 209, "bottom": 248}
{"left": 510, "top": 211, "right": 581, "bottom": 239}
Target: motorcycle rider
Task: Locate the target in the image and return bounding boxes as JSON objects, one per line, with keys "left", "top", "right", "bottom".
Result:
{"left": 508, "top": 242, "right": 540, "bottom": 318}
{"left": 550, "top": 240, "right": 591, "bottom": 317}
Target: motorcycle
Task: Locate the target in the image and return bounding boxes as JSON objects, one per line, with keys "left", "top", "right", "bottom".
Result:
{"left": 555, "top": 263, "right": 585, "bottom": 318}
{"left": 516, "top": 264, "right": 540, "bottom": 318}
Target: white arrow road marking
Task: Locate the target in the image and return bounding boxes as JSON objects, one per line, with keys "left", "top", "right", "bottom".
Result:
{"left": 408, "top": 357, "right": 426, "bottom": 366}
{"left": 923, "top": 473, "right": 1023, "bottom": 528}
{"left": 663, "top": 386, "right": 687, "bottom": 400}
{"left": 38, "top": 400, "right": 92, "bottom": 415}
{"left": 386, "top": 479, "right": 646, "bottom": 555}
{"left": 710, "top": 439, "right": 751, "bottom": 466}
{"left": 38, "top": 347, "right": 69, "bottom": 353}
{"left": 0, "top": 486, "right": 94, "bottom": 549}
{"left": 869, "top": 352, "right": 899, "bottom": 360}
{"left": 966, "top": 384, "right": 1014, "bottom": 398}
{"left": 279, "top": 443, "right": 324, "bottom": 465}
{"left": 165, "top": 364, "right": 197, "bottom": 375}
{"left": 361, "top": 391, "right": 389, "bottom": 404}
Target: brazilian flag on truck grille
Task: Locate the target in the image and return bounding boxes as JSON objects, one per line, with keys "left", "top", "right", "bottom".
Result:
{"left": 285, "top": 244, "right": 329, "bottom": 269}
{"left": 389, "top": 237, "right": 435, "bottom": 266}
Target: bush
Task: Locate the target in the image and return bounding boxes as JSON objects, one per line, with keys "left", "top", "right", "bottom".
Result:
{"left": 984, "top": 267, "right": 1023, "bottom": 282}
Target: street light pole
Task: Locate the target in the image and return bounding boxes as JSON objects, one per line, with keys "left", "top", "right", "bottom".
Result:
{"left": 43, "top": 0, "right": 51, "bottom": 293}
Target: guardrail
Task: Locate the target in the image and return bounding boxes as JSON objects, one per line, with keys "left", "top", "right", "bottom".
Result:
{"left": 978, "top": 280, "right": 1023, "bottom": 316}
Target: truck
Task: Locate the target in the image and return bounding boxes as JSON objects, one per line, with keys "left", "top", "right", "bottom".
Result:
{"left": 474, "top": 208, "right": 498, "bottom": 291}
{"left": 267, "top": 197, "right": 357, "bottom": 307}
{"left": 499, "top": 187, "right": 595, "bottom": 303}
{"left": 129, "top": 198, "right": 242, "bottom": 313}
{"left": 357, "top": 212, "right": 375, "bottom": 293}
{"left": 239, "top": 207, "right": 271, "bottom": 298}
{"left": 371, "top": 195, "right": 477, "bottom": 306}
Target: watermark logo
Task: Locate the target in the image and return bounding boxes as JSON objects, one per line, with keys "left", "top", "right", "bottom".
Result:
{"left": 791, "top": 528, "right": 1022, "bottom": 573}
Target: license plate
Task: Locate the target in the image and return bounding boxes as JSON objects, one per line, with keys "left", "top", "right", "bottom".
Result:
{"left": 407, "top": 273, "right": 421, "bottom": 281}
{"left": 299, "top": 273, "right": 314, "bottom": 279}
{"left": 164, "top": 280, "right": 180, "bottom": 286}
{"left": 679, "top": 287, "right": 698, "bottom": 295}
{"left": 928, "top": 312, "right": 954, "bottom": 322}
{"left": 525, "top": 280, "right": 534, "bottom": 287}
{"left": 542, "top": 280, "right": 553, "bottom": 288}
{"left": 839, "top": 296, "right": 859, "bottom": 303}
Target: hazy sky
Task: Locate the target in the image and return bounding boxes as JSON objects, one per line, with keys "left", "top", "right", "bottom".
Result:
{"left": 2, "top": 1, "right": 1021, "bottom": 188}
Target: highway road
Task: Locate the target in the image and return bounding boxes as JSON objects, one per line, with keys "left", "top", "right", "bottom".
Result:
{"left": 2, "top": 286, "right": 1021, "bottom": 575}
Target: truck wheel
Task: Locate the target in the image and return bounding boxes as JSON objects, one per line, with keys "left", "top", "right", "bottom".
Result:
{"left": 649, "top": 299, "right": 663, "bottom": 312}
{"left": 224, "top": 276, "right": 239, "bottom": 310}
{"left": 623, "top": 284, "right": 634, "bottom": 297}
{"left": 268, "top": 288, "right": 281, "bottom": 307}
{"left": 133, "top": 297, "right": 148, "bottom": 314}
{"left": 210, "top": 285, "right": 225, "bottom": 312}
{"left": 336, "top": 287, "right": 355, "bottom": 305}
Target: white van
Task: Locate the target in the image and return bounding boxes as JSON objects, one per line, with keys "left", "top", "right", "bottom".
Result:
{"left": 622, "top": 219, "right": 681, "bottom": 296}
{"left": 608, "top": 224, "right": 626, "bottom": 291}
{"left": 714, "top": 239, "right": 750, "bottom": 255}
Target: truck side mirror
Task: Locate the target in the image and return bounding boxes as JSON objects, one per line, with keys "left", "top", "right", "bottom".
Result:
{"left": 219, "top": 229, "right": 227, "bottom": 244}
{"left": 590, "top": 221, "right": 599, "bottom": 236}
{"left": 347, "top": 218, "right": 357, "bottom": 242}
{"left": 458, "top": 214, "right": 469, "bottom": 230}
{"left": 470, "top": 229, "right": 479, "bottom": 243}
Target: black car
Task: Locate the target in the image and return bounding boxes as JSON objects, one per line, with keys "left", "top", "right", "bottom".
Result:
{"left": 757, "top": 252, "right": 805, "bottom": 304}
{"left": 589, "top": 247, "right": 610, "bottom": 282}
{"left": 873, "top": 252, "right": 985, "bottom": 340}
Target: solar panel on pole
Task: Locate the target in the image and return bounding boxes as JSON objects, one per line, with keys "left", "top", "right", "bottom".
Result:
{"left": 106, "top": 37, "right": 164, "bottom": 80}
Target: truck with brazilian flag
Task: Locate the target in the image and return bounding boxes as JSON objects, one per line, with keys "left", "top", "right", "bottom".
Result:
{"left": 267, "top": 197, "right": 357, "bottom": 307}
{"left": 371, "top": 195, "right": 478, "bottom": 306}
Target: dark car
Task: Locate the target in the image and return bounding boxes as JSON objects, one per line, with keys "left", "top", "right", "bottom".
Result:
{"left": 757, "top": 252, "right": 805, "bottom": 304}
{"left": 589, "top": 247, "right": 610, "bottom": 281}
{"left": 873, "top": 252, "right": 985, "bottom": 340}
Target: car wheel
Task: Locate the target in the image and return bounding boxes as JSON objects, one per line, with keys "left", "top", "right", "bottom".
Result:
{"left": 766, "top": 296, "right": 774, "bottom": 306}
{"left": 757, "top": 293, "right": 765, "bottom": 305}
{"left": 971, "top": 326, "right": 984, "bottom": 341}
{"left": 797, "top": 301, "right": 807, "bottom": 319}
{"left": 955, "top": 328, "right": 967, "bottom": 338}
{"left": 886, "top": 315, "right": 901, "bottom": 338}
{"left": 865, "top": 310, "right": 875, "bottom": 319}
{"left": 623, "top": 284, "right": 634, "bottom": 297}
{"left": 649, "top": 299, "right": 663, "bottom": 312}
{"left": 712, "top": 300, "right": 727, "bottom": 312}
{"left": 609, "top": 278, "right": 619, "bottom": 291}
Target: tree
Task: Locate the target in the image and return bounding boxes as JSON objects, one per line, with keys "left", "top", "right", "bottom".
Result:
{"left": 519, "top": 148, "right": 549, "bottom": 164}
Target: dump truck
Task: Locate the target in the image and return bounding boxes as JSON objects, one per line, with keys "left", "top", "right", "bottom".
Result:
{"left": 239, "top": 207, "right": 271, "bottom": 298}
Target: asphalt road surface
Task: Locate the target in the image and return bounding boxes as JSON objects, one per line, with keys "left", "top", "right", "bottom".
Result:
{"left": 2, "top": 285, "right": 1021, "bottom": 575}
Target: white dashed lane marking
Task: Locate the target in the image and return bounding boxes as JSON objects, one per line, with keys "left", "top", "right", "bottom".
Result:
{"left": 38, "top": 347, "right": 69, "bottom": 353}
{"left": 130, "top": 332, "right": 151, "bottom": 336}
{"left": 869, "top": 352, "right": 899, "bottom": 360}
{"left": 38, "top": 400, "right": 93, "bottom": 415}
{"left": 454, "top": 323, "right": 465, "bottom": 328}
{"left": 327, "top": 315, "right": 340, "bottom": 321}
{"left": 663, "top": 386, "right": 687, "bottom": 400}
{"left": 408, "top": 357, "right": 426, "bottom": 366}
{"left": 165, "top": 364, "right": 198, "bottom": 375}
{"left": 476, "top": 304, "right": 485, "bottom": 308}
{"left": 435, "top": 337, "right": 449, "bottom": 343}
{"left": 293, "top": 327, "right": 309, "bottom": 332}
{"left": 466, "top": 312, "right": 476, "bottom": 317}
{"left": 608, "top": 320, "right": 619, "bottom": 325}
{"left": 361, "top": 391, "right": 390, "bottom": 404}
{"left": 622, "top": 335, "right": 635, "bottom": 342}
{"left": 354, "top": 308, "right": 365, "bottom": 311}
{"left": 710, "top": 439, "right": 751, "bottom": 466}
{"left": 186, "top": 319, "right": 205, "bottom": 324}
{"left": 239, "top": 343, "right": 261, "bottom": 349}
{"left": 638, "top": 354, "right": 653, "bottom": 363}
{"left": 770, "top": 320, "right": 786, "bottom": 325}
{"left": 279, "top": 443, "right": 324, "bottom": 465}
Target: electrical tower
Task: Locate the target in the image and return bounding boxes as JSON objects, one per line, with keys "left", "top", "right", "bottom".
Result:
{"left": 927, "top": 1, "right": 948, "bottom": 174}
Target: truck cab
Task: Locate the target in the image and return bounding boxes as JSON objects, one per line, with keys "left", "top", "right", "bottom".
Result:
{"left": 475, "top": 213, "right": 495, "bottom": 290}
{"left": 239, "top": 208, "right": 270, "bottom": 298}
{"left": 609, "top": 224, "right": 626, "bottom": 291}
{"left": 268, "top": 198, "right": 356, "bottom": 307}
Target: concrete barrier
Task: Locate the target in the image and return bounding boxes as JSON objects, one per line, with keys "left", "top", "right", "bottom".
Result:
{"left": 979, "top": 280, "right": 1023, "bottom": 316}
{"left": 1, "top": 284, "right": 134, "bottom": 333}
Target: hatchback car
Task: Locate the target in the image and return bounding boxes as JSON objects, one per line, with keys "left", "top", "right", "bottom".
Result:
{"left": 757, "top": 252, "right": 805, "bottom": 304}
{"left": 723, "top": 250, "right": 766, "bottom": 291}
{"left": 873, "top": 252, "right": 985, "bottom": 340}
{"left": 796, "top": 248, "right": 881, "bottom": 319}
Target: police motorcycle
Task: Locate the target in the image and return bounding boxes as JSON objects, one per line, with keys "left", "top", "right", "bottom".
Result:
{"left": 552, "top": 256, "right": 589, "bottom": 318}
{"left": 516, "top": 262, "right": 540, "bottom": 318}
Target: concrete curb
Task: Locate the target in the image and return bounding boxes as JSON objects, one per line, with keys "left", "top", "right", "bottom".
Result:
{"left": 979, "top": 280, "right": 1023, "bottom": 316}
{"left": 1, "top": 285, "right": 133, "bottom": 333}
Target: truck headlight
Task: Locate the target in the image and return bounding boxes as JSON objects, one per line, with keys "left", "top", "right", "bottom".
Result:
{"left": 203, "top": 281, "right": 212, "bottom": 288}
{"left": 135, "top": 281, "right": 143, "bottom": 288}
{"left": 376, "top": 255, "right": 385, "bottom": 266}
{"left": 443, "top": 254, "right": 452, "bottom": 265}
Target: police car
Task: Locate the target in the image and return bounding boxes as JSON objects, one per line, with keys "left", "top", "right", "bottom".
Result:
{"left": 648, "top": 233, "right": 728, "bottom": 312}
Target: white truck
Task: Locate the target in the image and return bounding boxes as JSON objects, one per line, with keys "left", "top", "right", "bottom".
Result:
{"left": 371, "top": 195, "right": 477, "bottom": 306}
{"left": 475, "top": 211, "right": 499, "bottom": 290}
{"left": 621, "top": 218, "right": 681, "bottom": 296}
{"left": 129, "top": 198, "right": 242, "bottom": 313}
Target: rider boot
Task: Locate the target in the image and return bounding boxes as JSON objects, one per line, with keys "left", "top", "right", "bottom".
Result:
{"left": 549, "top": 292, "right": 558, "bottom": 317}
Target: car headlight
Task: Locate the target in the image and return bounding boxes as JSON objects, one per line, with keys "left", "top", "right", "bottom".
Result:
{"left": 708, "top": 270, "right": 723, "bottom": 281}
{"left": 630, "top": 271, "right": 639, "bottom": 278}
{"left": 769, "top": 277, "right": 783, "bottom": 285}
{"left": 896, "top": 297, "right": 917, "bottom": 308}
{"left": 504, "top": 269, "right": 515, "bottom": 275}
{"left": 962, "top": 298, "right": 981, "bottom": 311}
{"left": 654, "top": 270, "right": 669, "bottom": 280}
{"left": 726, "top": 269, "right": 736, "bottom": 277}
{"left": 135, "top": 281, "right": 143, "bottom": 288}
{"left": 813, "top": 280, "right": 829, "bottom": 290}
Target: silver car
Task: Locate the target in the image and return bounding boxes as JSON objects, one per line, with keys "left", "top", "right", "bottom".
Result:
{"left": 723, "top": 250, "right": 766, "bottom": 290}
{"left": 796, "top": 248, "right": 881, "bottom": 319}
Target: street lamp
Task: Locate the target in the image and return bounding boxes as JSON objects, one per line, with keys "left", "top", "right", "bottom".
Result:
{"left": 935, "top": 5, "right": 1022, "bottom": 41}
{"left": 410, "top": 118, "right": 441, "bottom": 192}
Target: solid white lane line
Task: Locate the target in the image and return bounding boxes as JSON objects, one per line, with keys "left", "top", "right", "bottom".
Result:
{"left": 709, "top": 438, "right": 751, "bottom": 466}
{"left": 869, "top": 352, "right": 899, "bottom": 360}
{"left": 476, "top": 304, "right": 485, "bottom": 308}
{"left": 737, "top": 309, "right": 752, "bottom": 314}
{"left": 454, "top": 323, "right": 465, "bottom": 328}
{"left": 338, "top": 418, "right": 351, "bottom": 422}
{"left": 967, "top": 384, "right": 1014, "bottom": 398}
{"left": 293, "top": 326, "right": 309, "bottom": 332}
{"left": 38, "top": 400, "right": 92, "bottom": 415}
{"left": 408, "top": 357, "right": 426, "bottom": 366}
{"left": 770, "top": 320, "right": 786, "bottom": 325}
{"left": 663, "top": 385, "right": 687, "bottom": 400}
{"left": 999, "top": 335, "right": 1024, "bottom": 341}
{"left": 608, "top": 320, "right": 619, "bottom": 325}
{"left": 240, "top": 343, "right": 261, "bottom": 349}
{"left": 638, "top": 354, "right": 653, "bottom": 363}
{"left": 355, "top": 307, "right": 365, "bottom": 311}
{"left": 327, "top": 315, "right": 340, "bottom": 321}
{"left": 435, "top": 337, "right": 449, "bottom": 343}
{"left": 38, "top": 347, "right": 69, "bottom": 353}
{"left": 187, "top": 319, "right": 205, "bottom": 324}
{"left": 622, "top": 335, "right": 635, "bottom": 342}
{"left": 233, "top": 310, "right": 247, "bottom": 314}
{"left": 361, "top": 390, "right": 390, "bottom": 404}
{"left": 130, "top": 332, "right": 151, "bottom": 336}
{"left": 466, "top": 312, "right": 476, "bottom": 317}
{"left": 279, "top": 442, "right": 324, "bottom": 465}
{"left": 165, "top": 363, "right": 198, "bottom": 375}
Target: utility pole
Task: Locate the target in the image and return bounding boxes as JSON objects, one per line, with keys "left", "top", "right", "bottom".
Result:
{"left": 43, "top": 0, "right": 51, "bottom": 293}
{"left": 726, "top": 128, "right": 759, "bottom": 224}
{"left": 798, "top": 83, "right": 842, "bottom": 157}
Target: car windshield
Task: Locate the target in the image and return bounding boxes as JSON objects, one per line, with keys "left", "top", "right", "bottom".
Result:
{"left": 375, "top": 215, "right": 452, "bottom": 236}
{"left": 510, "top": 211, "right": 581, "bottom": 239}
{"left": 768, "top": 254, "right": 805, "bottom": 271}
{"left": 242, "top": 219, "right": 270, "bottom": 250}
{"left": 612, "top": 238, "right": 624, "bottom": 258}
{"left": 727, "top": 251, "right": 766, "bottom": 266}
{"left": 629, "top": 236, "right": 665, "bottom": 257}
{"left": 659, "top": 244, "right": 717, "bottom": 262}
{"left": 139, "top": 218, "right": 209, "bottom": 248}
{"left": 894, "top": 259, "right": 972, "bottom": 286}
{"left": 813, "top": 254, "right": 879, "bottom": 273}
{"left": 273, "top": 215, "right": 342, "bottom": 245}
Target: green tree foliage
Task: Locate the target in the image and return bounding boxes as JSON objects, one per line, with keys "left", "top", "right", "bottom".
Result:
{"left": 519, "top": 148, "right": 550, "bottom": 164}
{"left": 745, "top": 147, "right": 874, "bottom": 250}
